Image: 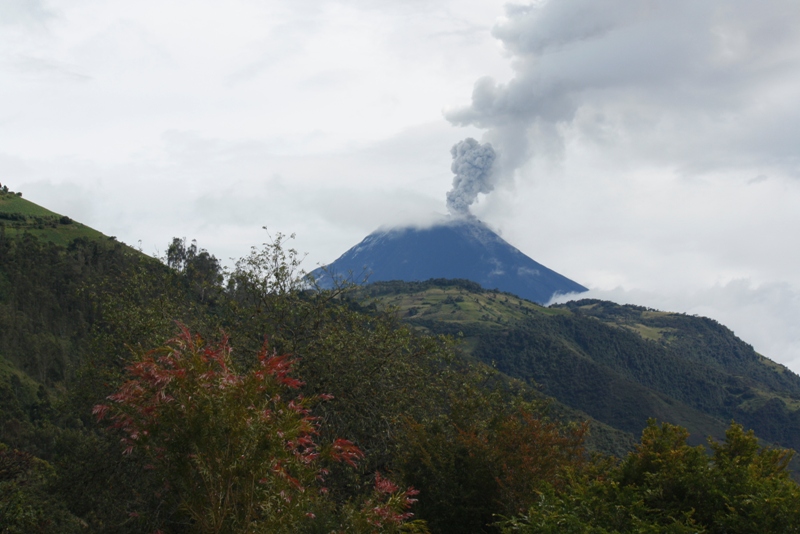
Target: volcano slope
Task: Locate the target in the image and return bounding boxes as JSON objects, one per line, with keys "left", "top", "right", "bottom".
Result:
{"left": 312, "top": 217, "right": 587, "bottom": 305}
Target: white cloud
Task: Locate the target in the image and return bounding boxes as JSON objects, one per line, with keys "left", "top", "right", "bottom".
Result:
{"left": 0, "top": 0, "right": 54, "bottom": 28}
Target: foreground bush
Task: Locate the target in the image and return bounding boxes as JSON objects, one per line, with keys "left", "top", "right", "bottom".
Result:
{"left": 500, "top": 420, "right": 800, "bottom": 533}
{"left": 95, "top": 326, "right": 427, "bottom": 533}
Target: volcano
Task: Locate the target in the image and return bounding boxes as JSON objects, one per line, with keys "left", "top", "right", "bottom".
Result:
{"left": 312, "top": 218, "right": 587, "bottom": 304}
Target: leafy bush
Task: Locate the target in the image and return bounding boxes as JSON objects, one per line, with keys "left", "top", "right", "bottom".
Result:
{"left": 95, "top": 325, "right": 427, "bottom": 533}
{"left": 500, "top": 420, "right": 800, "bottom": 533}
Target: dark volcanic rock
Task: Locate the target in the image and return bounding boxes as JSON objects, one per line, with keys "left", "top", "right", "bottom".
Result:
{"left": 312, "top": 217, "right": 587, "bottom": 304}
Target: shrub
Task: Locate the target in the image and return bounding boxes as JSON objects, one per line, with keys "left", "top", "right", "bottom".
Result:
{"left": 95, "top": 325, "right": 426, "bottom": 533}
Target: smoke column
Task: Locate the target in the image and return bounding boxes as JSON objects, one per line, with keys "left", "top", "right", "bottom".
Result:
{"left": 446, "top": 138, "right": 497, "bottom": 217}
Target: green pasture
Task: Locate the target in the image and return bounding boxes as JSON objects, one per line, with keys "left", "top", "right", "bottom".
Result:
{"left": 0, "top": 192, "right": 107, "bottom": 246}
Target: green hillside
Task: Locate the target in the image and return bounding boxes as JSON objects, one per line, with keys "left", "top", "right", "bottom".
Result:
{"left": 358, "top": 279, "right": 800, "bottom": 451}
{"left": 0, "top": 190, "right": 106, "bottom": 246}
{"left": 2, "top": 223, "right": 800, "bottom": 532}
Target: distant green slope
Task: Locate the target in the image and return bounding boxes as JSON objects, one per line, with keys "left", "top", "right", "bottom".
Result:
{"left": 353, "top": 280, "right": 636, "bottom": 455}
{"left": 359, "top": 280, "right": 800, "bottom": 452}
{"left": 0, "top": 191, "right": 107, "bottom": 246}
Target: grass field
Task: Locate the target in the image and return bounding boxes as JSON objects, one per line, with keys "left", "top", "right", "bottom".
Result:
{"left": 0, "top": 192, "right": 108, "bottom": 246}
{"left": 0, "top": 193, "right": 61, "bottom": 216}
{"left": 363, "top": 283, "right": 570, "bottom": 330}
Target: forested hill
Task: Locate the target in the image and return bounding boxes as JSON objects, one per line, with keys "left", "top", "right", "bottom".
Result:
{"left": 3, "top": 192, "right": 800, "bottom": 532}
{"left": 359, "top": 279, "right": 800, "bottom": 451}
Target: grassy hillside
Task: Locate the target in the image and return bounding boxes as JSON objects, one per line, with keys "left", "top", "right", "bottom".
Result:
{"left": 356, "top": 279, "right": 567, "bottom": 349}
{"left": 0, "top": 191, "right": 106, "bottom": 246}
{"left": 358, "top": 278, "right": 568, "bottom": 323}
{"left": 358, "top": 280, "right": 800, "bottom": 451}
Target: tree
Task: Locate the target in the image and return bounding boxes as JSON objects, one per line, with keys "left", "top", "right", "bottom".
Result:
{"left": 165, "top": 237, "right": 223, "bottom": 303}
{"left": 0, "top": 445, "right": 83, "bottom": 533}
{"left": 219, "top": 230, "right": 458, "bottom": 478}
{"left": 94, "top": 326, "right": 426, "bottom": 533}
{"left": 397, "top": 388, "right": 587, "bottom": 534}
{"left": 500, "top": 420, "right": 800, "bottom": 534}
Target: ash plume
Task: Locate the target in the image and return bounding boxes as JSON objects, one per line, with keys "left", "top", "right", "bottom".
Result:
{"left": 446, "top": 138, "right": 496, "bottom": 217}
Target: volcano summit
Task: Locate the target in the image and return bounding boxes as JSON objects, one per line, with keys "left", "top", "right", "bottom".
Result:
{"left": 313, "top": 218, "right": 587, "bottom": 304}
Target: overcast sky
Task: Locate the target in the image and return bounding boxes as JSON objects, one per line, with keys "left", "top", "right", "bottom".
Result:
{"left": 3, "top": 0, "right": 800, "bottom": 370}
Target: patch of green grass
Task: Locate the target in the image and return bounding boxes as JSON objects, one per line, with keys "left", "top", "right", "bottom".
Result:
{"left": 758, "top": 354, "right": 795, "bottom": 375}
{"left": 737, "top": 386, "right": 800, "bottom": 412}
{"left": 621, "top": 324, "right": 675, "bottom": 342}
{"left": 0, "top": 193, "right": 108, "bottom": 246}
{"left": 2, "top": 223, "right": 108, "bottom": 247}
{"left": 0, "top": 193, "right": 61, "bottom": 216}
{"left": 369, "top": 285, "right": 563, "bottom": 327}
{"left": 641, "top": 311, "right": 673, "bottom": 319}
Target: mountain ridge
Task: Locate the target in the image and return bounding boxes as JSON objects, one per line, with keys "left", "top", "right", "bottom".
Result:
{"left": 355, "top": 279, "right": 800, "bottom": 452}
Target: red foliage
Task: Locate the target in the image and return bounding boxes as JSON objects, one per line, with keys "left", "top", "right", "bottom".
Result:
{"left": 92, "top": 325, "right": 422, "bottom": 532}
{"left": 330, "top": 438, "right": 365, "bottom": 468}
{"left": 363, "top": 472, "right": 420, "bottom": 528}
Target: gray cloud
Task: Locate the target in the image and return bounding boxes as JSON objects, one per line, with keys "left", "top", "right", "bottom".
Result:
{"left": 8, "top": 55, "right": 92, "bottom": 82}
{"left": 446, "top": 0, "right": 800, "bottom": 181}
{"left": 226, "top": 19, "right": 316, "bottom": 84}
{"left": 0, "top": 0, "right": 54, "bottom": 28}
{"left": 446, "top": 137, "right": 496, "bottom": 216}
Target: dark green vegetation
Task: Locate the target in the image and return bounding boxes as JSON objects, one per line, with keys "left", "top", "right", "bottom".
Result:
{"left": 1, "top": 197, "right": 799, "bottom": 532}
{"left": 361, "top": 279, "right": 800, "bottom": 453}
{"left": 500, "top": 420, "right": 800, "bottom": 533}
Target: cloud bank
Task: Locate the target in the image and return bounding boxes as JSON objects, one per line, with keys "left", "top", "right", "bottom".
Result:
{"left": 446, "top": 0, "right": 800, "bottom": 183}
